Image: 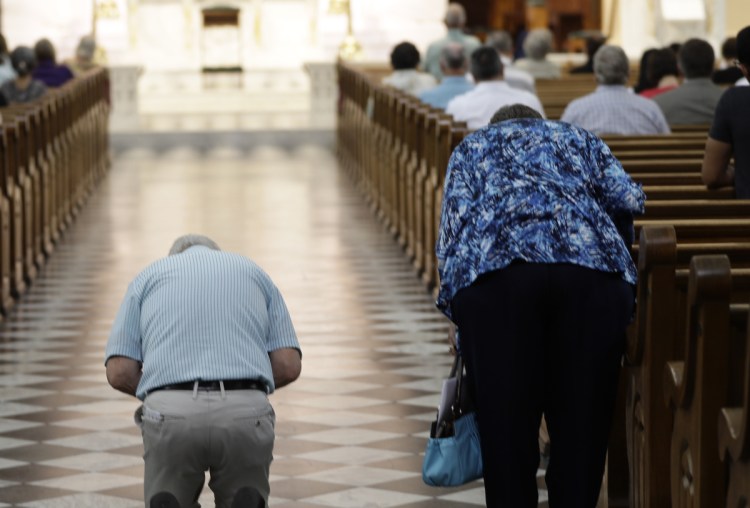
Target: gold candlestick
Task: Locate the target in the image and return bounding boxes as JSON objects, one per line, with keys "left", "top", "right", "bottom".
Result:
{"left": 328, "top": 0, "right": 362, "bottom": 60}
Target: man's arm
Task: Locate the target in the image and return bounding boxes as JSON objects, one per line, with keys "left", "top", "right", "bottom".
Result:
{"left": 702, "top": 137, "right": 735, "bottom": 189}
{"left": 269, "top": 348, "right": 301, "bottom": 389}
{"left": 106, "top": 356, "right": 142, "bottom": 397}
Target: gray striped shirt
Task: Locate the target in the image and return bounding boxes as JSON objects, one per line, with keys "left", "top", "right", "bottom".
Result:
{"left": 105, "top": 246, "right": 300, "bottom": 400}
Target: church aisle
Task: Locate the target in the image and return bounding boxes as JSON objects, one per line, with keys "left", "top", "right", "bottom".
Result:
{"left": 0, "top": 144, "right": 548, "bottom": 507}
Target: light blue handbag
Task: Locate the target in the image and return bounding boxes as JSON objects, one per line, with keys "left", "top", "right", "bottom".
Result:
{"left": 422, "top": 355, "right": 484, "bottom": 486}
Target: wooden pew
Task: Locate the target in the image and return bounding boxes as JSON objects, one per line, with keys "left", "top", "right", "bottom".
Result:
{"left": 642, "top": 186, "right": 734, "bottom": 200}
{"left": 1, "top": 113, "right": 36, "bottom": 289}
{"left": 622, "top": 159, "right": 702, "bottom": 175}
{"left": 0, "top": 129, "right": 13, "bottom": 314}
{"left": 625, "top": 227, "right": 750, "bottom": 508}
{"left": 663, "top": 256, "right": 735, "bottom": 507}
{"left": 616, "top": 149, "right": 706, "bottom": 161}
{"left": 634, "top": 174, "right": 702, "bottom": 186}
{"left": 718, "top": 305, "right": 750, "bottom": 508}
{"left": 663, "top": 256, "right": 750, "bottom": 507}
{"left": 0, "top": 68, "right": 110, "bottom": 315}
{"left": 643, "top": 200, "right": 750, "bottom": 219}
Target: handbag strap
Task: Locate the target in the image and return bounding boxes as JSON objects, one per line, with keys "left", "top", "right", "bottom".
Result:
{"left": 452, "top": 354, "right": 465, "bottom": 417}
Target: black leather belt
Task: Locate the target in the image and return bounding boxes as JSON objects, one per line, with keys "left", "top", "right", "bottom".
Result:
{"left": 151, "top": 380, "right": 266, "bottom": 393}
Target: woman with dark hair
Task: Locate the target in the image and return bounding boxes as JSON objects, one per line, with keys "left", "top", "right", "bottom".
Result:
{"left": 0, "top": 46, "right": 46, "bottom": 104}
{"left": 32, "top": 38, "right": 73, "bottom": 87}
{"left": 382, "top": 41, "right": 437, "bottom": 96}
{"left": 639, "top": 48, "right": 679, "bottom": 98}
{"left": 633, "top": 47, "right": 658, "bottom": 94}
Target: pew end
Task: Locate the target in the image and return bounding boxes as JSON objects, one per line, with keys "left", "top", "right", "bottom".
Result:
{"left": 663, "top": 254, "right": 732, "bottom": 507}
{"left": 718, "top": 303, "right": 750, "bottom": 507}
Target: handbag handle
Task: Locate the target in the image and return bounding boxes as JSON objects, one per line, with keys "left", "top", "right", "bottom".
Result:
{"left": 451, "top": 354, "right": 466, "bottom": 418}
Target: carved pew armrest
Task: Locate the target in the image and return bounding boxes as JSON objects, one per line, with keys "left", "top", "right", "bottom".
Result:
{"left": 719, "top": 407, "right": 743, "bottom": 460}
{"left": 664, "top": 361, "right": 684, "bottom": 411}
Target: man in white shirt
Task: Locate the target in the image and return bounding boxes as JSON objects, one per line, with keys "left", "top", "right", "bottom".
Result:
{"left": 446, "top": 46, "right": 545, "bottom": 130}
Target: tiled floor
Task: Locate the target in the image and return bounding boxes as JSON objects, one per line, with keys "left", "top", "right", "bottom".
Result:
{"left": 0, "top": 143, "right": 549, "bottom": 507}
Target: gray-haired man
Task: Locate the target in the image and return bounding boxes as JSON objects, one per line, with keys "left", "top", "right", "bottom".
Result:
{"left": 105, "top": 234, "right": 302, "bottom": 508}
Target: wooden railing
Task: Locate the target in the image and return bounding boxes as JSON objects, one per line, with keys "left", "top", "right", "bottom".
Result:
{"left": 0, "top": 68, "right": 110, "bottom": 316}
{"left": 337, "top": 60, "right": 748, "bottom": 508}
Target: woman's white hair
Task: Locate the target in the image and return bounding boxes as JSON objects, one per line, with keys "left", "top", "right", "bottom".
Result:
{"left": 593, "top": 45, "right": 630, "bottom": 85}
{"left": 523, "top": 29, "right": 553, "bottom": 60}
{"left": 168, "top": 234, "right": 220, "bottom": 255}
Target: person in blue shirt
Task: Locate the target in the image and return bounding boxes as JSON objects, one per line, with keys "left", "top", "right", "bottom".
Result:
{"left": 419, "top": 43, "right": 474, "bottom": 109}
{"left": 105, "top": 234, "right": 302, "bottom": 508}
{"left": 437, "top": 104, "right": 645, "bottom": 507}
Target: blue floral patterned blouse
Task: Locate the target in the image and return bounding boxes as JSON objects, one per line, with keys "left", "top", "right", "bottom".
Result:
{"left": 436, "top": 119, "right": 646, "bottom": 318}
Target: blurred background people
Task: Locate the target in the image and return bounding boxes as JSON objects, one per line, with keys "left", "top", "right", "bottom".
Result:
{"left": 0, "top": 46, "right": 46, "bottom": 104}
{"left": 514, "top": 29, "right": 561, "bottom": 79}
{"left": 423, "top": 3, "right": 481, "bottom": 80}
{"left": 654, "top": 38, "right": 725, "bottom": 125}
{"left": 65, "top": 35, "right": 98, "bottom": 76}
{"left": 712, "top": 37, "right": 745, "bottom": 86}
{"left": 383, "top": 41, "right": 437, "bottom": 96}
{"left": 485, "top": 30, "right": 536, "bottom": 93}
{"left": 638, "top": 48, "right": 679, "bottom": 98}
{"left": 633, "top": 48, "right": 658, "bottom": 94}
{"left": 32, "top": 38, "right": 73, "bottom": 87}
{"left": 419, "top": 43, "right": 474, "bottom": 109}
{"left": 0, "top": 34, "right": 16, "bottom": 84}
{"left": 569, "top": 34, "right": 606, "bottom": 74}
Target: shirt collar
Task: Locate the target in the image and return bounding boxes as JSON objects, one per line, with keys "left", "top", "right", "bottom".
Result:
{"left": 475, "top": 80, "right": 511, "bottom": 91}
{"left": 595, "top": 84, "right": 631, "bottom": 93}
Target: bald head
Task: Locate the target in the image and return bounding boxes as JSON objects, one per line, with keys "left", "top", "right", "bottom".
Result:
{"left": 444, "top": 3, "right": 467, "bottom": 29}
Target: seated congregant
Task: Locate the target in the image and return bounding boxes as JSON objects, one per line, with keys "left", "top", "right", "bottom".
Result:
{"left": 422, "top": 3, "right": 481, "bottom": 81}
{"left": 0, "top": 46, "right": 46, "bottom": 105}
{"left": 0, "top": 34, "right": 16, "bottom": 84}
{"left": 633, "top": 48, "right": 659, "bottom": 94}
{"left": 382, "top": 41, "right": 437, "bottom": 97}
{"left": 654, "top": 38, "right": 725, "bottom": 126}
{"left": 419, "top": 43, "right": 474, "bottom": 109}
{"left": 65, "top": 35, "right": 98, "bottom": 76}
{"left": 485, "top": 30, "right": 536, "bottom": 93}
{"left": 446, "top": 46, "right": 545, "bottom": 130}
{"left": 569, "top": 35, "right": 606, "bottom": 74}
{"left": 514, "top": 29, "right": 561, "bottom": 79}
{"left": 561, "top": 45, "right": 670, "bottom": 135}
{"left": 32, "top": 38, "right": 73, "bottom": 87}
{"left": 638, "top": 48, "right": 679, "bottom": 98}
{"left": 702, "top": 25, "right": 750, "bottom": 198}
{"left": 712, "top": 37, "right": 744, "bottom": 86}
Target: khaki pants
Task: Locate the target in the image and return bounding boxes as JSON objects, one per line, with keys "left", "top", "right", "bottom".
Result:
{"left": 139, "top": 388, "right": 275, "bottom": 508}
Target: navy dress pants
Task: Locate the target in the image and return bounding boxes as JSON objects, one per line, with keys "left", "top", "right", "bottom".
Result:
{"left": 451, "top": 263, "right": 634, "bottom": 508}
